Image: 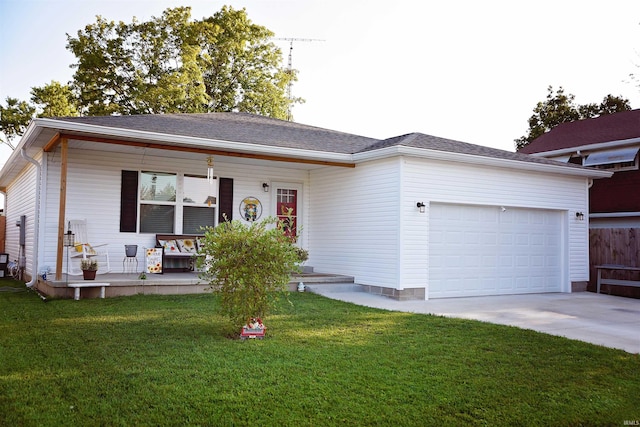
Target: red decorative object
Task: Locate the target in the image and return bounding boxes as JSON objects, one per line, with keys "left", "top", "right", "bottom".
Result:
{"left": 240, "top": 317, "right": 266, "bottom": 340}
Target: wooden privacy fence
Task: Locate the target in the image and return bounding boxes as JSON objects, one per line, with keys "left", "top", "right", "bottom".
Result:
{"left": 589, "top": 228, "right": 640, "bottom": 297}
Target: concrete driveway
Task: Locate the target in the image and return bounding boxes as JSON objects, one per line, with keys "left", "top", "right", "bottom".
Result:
{"left": 306, "top": 284, "right": 640, "bottom": 354}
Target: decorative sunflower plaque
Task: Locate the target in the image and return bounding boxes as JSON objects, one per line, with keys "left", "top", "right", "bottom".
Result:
{"left": 240, "top": 197, "right": 262, "bottom": 222}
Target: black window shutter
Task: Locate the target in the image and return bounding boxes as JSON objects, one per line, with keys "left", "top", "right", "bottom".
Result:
{"left": 120, "top": 170, "right": 138, "bottom": 232}
{"left": 218, "top": 177, "right": 234, "bottom": 223}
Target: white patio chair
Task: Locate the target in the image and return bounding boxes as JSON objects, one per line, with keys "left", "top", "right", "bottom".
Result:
{"left": 67, "top": 219, "right": 111, "bottom": 275}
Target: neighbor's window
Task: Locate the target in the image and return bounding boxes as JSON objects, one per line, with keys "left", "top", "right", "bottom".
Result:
{"left": 583, "top": 147, "right": 640, "bottom": 171}
{"left": 140, "top": 171, "right": 176, "bottom": 233}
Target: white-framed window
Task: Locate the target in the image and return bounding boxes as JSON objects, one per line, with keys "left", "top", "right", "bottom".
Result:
{"left": 138, "top": 171, "right": 217, "bottom": 234}
{"left": 140, "top": 171, "right": 177, "bottom": 233}
{"left": 182, "top": 174, "right": 217, "bottom": 234}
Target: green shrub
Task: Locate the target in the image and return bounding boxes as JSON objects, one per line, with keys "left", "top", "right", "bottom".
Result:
{"left": 198, "top": 217, "right": 300, "bottom": 330}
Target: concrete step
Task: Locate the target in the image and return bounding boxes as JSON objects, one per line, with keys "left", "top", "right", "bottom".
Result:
{"left": 289, "top": 274, "right": 354, "bottom": 284}
{"left": 305, "top": 283, "right": 365, "bottom": 294}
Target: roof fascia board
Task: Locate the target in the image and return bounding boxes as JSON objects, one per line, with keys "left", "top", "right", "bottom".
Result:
{"left": 36, "top": 118, "right": 354, "bottom": 164}
{"left": 57, "top": 133, "right": 355, "bottom": 168}
{"left": 0, "top": 120, "right": 44, "bottom": 185}
{"left": 590, "top": 211, "right": 640, "bottom": 218}
{"left": 354, "top": 145, "right": 613, "bottom": 178}
{"left": 528, "top": 136, "right": 640, "bottom": 157}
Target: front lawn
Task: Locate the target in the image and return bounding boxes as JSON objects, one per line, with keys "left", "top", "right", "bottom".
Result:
{"left": 1, "top": 279, "right": 638, "bottom": 426}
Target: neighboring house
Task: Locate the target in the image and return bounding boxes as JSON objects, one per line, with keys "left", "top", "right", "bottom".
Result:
{"left": 0, "top": 113, "right": 610, "bottom": 300}
{"left": 519, "top": 109, "right": 640, "bottom": 297}
{"left": 519, "top": 109, "right": 640, "bottom": 228}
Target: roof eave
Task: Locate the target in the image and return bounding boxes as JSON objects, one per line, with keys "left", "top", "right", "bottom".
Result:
{"left": 528, "top": 136, "right": 640, "bottom": 157}
{"left": 354, "top": 146, "right": 613, "bottom": 178}
{"left": 30, "top": 118, "right": 356, "bottom": 164}
{"left": 0, "top": 120, "right": 45, "bottom": 187}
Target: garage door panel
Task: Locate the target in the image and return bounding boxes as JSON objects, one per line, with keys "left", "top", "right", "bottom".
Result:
{"left": 498, "top": 277, "right": 513, "bottom": 290}
{"left": 466, "top": 231, "right": 480, "bottom": 244}
{"left": 530, "top": 276, "right": 546, "bottom": 289}
{"left": 531, "top": 255, "right": 544, "bottom": 267}
{"left": 429, "top": 203, "right": 563, "bottom": 298}
{"left": 482, "top": 233, "right": 498, "bottom": 245}
{"left": 463, "top": 254, "right": 480, "bottom": 267}
{"left": 531, "top": 234, "right": 545, "bottom": 246}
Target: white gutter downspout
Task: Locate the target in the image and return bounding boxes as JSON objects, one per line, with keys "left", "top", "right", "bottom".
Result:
{"left": 21, "top": 148, "right": 41, "bottom": 288}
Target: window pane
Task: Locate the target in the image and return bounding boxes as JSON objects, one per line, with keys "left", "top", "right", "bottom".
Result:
{"left": 184, "top": 175, "right": 216, "bottom": 205}
{"left": 140, "top": 205, "right": 175, "bottom": 233}
{"left": 140, "top": 171, "right": 176, "bottom": 202}
{"left": 183, "top": 206, "right": 215, "bottom": 234}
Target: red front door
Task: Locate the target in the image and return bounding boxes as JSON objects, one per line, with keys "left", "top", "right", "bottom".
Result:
{"left": 276, "top": 188, "right": 297, "bottom": 240}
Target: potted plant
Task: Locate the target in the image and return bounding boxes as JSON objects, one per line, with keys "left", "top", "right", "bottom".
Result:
{"left": 81, "top": 258, "right": 98, "bottom": 280}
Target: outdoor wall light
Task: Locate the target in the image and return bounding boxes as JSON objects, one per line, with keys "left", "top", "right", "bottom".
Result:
{"left": 575, "top": 212, "right": 585, "bottom": 221}
{"left": 416, "top": 202, "right": 426, "bottom": 213}
{"left": 262, "top": 182, "right": 270, "bottom": 192}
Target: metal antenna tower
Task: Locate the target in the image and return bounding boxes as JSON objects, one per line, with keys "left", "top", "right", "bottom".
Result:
{"left": 273, "top": 37, "right": 324, "bottom": 120}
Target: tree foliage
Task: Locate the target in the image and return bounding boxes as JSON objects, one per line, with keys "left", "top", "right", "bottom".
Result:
{"left": 66, "top": 6, "right": 294, "bottom": 117}
{"left": 0, "top": 98, "right": 35, "bottom": 149}
{"left": 515, "top": 86, "right": 631, "bottom": 151}
{"left": 1, "top": 81, "right": 78, "bottom": 148}
{"left": 198, "top": 216, "right": 301, "bottom": 332}
{"left": 1, "top": 6, "right": 297, "bottom": 147}
{"left": 31, "top": 81, "right": 79, "bottom": 117}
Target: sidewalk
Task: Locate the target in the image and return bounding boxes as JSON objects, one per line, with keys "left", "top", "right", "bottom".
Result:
{"left": 306, "top": 284, "right": 640, "bottom": 354}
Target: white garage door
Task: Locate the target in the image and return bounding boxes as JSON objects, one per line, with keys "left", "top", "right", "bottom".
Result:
{"left": 429, "top": 203, "right": 563, "bottom": 298}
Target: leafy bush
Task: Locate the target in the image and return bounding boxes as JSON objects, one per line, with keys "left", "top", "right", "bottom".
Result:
{"left": 198, "top": 217, "right": 300, "bottom": 330}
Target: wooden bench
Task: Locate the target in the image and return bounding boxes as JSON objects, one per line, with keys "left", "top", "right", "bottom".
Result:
{"left": 156, "top": 234, "right": 204, "bottom": 272}
{"left": 595, "top": 265, "right": 640, "bottom": 293}
{"left": 69, "top": 283, "right": 110, "bottom": 300}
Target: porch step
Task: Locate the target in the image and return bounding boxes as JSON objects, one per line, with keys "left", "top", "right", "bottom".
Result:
{"left": 305, "top": 283, "right": 365, "bottom": 294}
{"left": 288, "top": 273, "right": 355, "bottom": 285}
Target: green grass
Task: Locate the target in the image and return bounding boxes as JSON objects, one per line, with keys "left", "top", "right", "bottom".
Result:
{"left": 1, "top": 278, "right": 639, "bottom": 426}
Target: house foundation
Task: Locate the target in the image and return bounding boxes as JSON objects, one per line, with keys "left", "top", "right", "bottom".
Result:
{"left": 359, "top": 285, "right": 426, "bottom": 301}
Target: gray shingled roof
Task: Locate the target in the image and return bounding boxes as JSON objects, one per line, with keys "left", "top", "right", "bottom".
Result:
{"left": 49, "top": 112, "right": 379, "bottom": 154}
{"left": 49, "top": 112, "right": 583, "bottom": 168}
{"left": 367, "top": 133, "right": 588, "bottom": 169}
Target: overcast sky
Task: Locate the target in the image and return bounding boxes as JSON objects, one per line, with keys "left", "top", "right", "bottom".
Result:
{"left": 2, "top": 0, "right": 640, "bottom": 166}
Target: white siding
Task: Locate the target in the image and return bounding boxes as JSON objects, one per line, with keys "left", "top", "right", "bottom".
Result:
{"left": 4, "top": 153, "right": 40, "bottom": 278}
{"left": 12, "top": 142, "right": 591, "bottom": 293}
{"left": 310, "top": 155, "right": 590, "bottom": 292}
{"left": 40, "top": 148, "right": 309, "bottom": 274}
{"left": 401, "top": 157, "right": 589, "bottom": 292}
{"left": 309, "top": 158, "right": 401, "bottom": 287}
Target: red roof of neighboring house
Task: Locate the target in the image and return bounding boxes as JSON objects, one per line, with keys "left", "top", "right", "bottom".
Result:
{"left": 519, "top": 109, "right": 640, "bottom": 154}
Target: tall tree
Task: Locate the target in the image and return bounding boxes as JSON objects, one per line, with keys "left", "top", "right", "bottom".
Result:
{"left": 1, "top": 82, "right": 78, "bottom": 148}
{"left": 199, "top": 6, "right": 292, "bottom": 117}
{"left": 66, "top": 6, "right": 294, "bottom": 118}
{"left": 515, "top": 86, "right": 631, "bottom": 151}
{"left": 0, "top": 97, "right": 35, "bottom": 149}
{"left": 31, "top": 80, "right": 79, "bottom": 117}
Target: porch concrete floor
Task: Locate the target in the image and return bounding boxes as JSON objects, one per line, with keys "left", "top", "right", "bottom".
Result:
{"left": 41, "top": 271, "right": 354, "bottom": 299}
